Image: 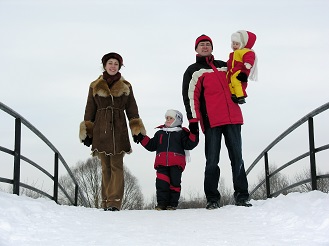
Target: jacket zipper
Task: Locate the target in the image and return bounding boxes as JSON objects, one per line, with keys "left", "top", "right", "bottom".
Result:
{"left": 166, "top": 132, "right": 170, "bottom": 166}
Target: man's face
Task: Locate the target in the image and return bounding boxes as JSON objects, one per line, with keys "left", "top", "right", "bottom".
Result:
{"left": 196, "top": 41, "right": 212, "bottom": 56}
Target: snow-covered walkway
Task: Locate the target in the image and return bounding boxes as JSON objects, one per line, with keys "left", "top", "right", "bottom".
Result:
{"left": 1, "top": 191, "right": 329, "bottom": 246}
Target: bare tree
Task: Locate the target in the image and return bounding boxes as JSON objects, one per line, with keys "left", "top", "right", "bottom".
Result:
{"left": 19, "top": 179, "right": 49, "bottom": 199}
{"left": 58, "top": 158, "right": 101, "bottom": 207}
{"left": 178, "top": 191, "right": 206, "bottom": 209}
{"left": 218, "top": 178, "right": 235, "bottom": 206}
{"left": 143, "top": 195, "right": 157, "bottom": 210}
{"left": 294, "top": 168, "right": 329, "bottom": 193}
{"left": 250, "top": 165, "right": 290, "bottom": 200}
{"left": 121, "top": 166, "right": 144, "bottom": 210}
{"left": 76, "top": 158, "right": 101, "bottom": 207}
{"left": 58, "top": 157, "right": 144, "bottom": 210}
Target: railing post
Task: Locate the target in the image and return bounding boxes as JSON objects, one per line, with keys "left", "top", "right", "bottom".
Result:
{"left": 264, "top": 152, "right": 271, "bottom": 198}
{"left": 308, "top": 117, "right": 317, "bottom": 190}
{"left": 53, "top": 153, "right": 59, "bottom": 203}
{"left": 74, "top": 185, "right": 79, "bottom": 206}
{"left": 13, "top": 118, "right": 22, "bottom": 195}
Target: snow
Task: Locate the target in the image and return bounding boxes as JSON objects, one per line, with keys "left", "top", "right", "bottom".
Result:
{"left": 1, "top": 191, "right": 329, "bottom": 245}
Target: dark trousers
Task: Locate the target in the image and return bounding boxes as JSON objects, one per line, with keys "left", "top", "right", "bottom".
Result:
{"left": 204, "top": 124, "right": 249, "bottom": 203}
{"left": 156, "top": 165, "right": 182, "bottom": 207}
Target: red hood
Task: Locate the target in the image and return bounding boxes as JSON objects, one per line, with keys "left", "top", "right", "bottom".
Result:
{"left": 244, "top": 31, "right": 256, "bottom": 49}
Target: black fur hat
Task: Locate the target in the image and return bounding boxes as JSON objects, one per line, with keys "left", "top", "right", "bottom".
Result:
{"left": 101, "top": 52, "right": 123, "bottom": 69}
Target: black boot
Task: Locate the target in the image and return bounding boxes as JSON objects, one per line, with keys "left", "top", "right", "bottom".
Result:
{"left": 237, "top": 97, "right": 246, "bottom": 104}
{"left": 105, "top": 206, "right": 120, "bottom": 211}
{"left": 235, "top": 200, "right": 252, "bottom": 207}
{"left": 155, "top": 204, "right": 167, "bottom": 210}
{"left": 206, "top": 201, "right": 220, "bottom": 210}
{"left": 231, "top": 95, "right": 239, "bottom": 103}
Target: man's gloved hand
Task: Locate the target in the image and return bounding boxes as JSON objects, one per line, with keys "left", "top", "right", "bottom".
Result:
{"left": 189, "top": 122, "right": 199, "bottom": 135}
{"left": 133, "top": 133, "right": 145, "bottom": 144}
{"left": 236, "top": 72, "right": 248, "bottom": 82}
{"left": 82, "top": 136, "right": 92, "bottom": 147}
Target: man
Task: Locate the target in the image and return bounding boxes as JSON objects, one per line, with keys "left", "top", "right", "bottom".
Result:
{"left": 182, "top": 34, "right": 252, "bottom": 209}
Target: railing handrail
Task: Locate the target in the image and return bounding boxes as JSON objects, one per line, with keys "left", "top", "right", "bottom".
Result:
{"left": 246, "top": 101, "right": 329, "bottom": 198}
{"left": 246, "top": 102, "right": 329, "bottom": 175}
{"left": 0, "top": 101, "right": 88, "bottom": 206}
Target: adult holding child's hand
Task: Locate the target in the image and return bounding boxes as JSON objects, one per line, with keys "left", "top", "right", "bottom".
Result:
{"left": 79, "top": 52, "right": 145, "bottom": 211}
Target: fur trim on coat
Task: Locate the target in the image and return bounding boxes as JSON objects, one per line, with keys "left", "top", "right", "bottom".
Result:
{"left": 91, "top": 75, "right": 130, "bottom": 98}
{"left": 129, "top": 118, "right": 146, "bottom": 136}
{"left": 79, "top": 120, "right": 94, "bottom": 142}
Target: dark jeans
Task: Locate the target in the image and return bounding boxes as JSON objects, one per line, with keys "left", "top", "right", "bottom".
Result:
{"left": 204, "top": 124, "right": 249, "bottom": 203}
{"left": 156, "top": 166, "right": 182, "bottom": 207}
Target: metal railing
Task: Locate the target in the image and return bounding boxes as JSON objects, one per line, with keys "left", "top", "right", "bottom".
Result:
{"left": 0, "top": 101, "right": 88, "bottom": 206}
{"left": 246, "top": 102, "right": 329, "bottom": 198}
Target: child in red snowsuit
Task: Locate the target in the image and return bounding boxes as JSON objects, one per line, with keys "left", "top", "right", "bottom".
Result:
{"left": 133, "top": 109, "right": 199, "bottom": 210}
{"left": 227, "top": 30, "right": 257, "bottom": 104}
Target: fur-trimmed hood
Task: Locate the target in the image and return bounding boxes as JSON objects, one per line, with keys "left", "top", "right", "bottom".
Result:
{"left": 90, "top": 75, "right": 131, "bottom": 98}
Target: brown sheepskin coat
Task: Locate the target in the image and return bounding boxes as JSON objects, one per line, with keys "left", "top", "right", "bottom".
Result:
{"left": 79, "top": 75, "right": 146, "bottom": 156}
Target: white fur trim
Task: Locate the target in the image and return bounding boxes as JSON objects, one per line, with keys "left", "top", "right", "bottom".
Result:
{"left": 231, "top": 33, "right": 241, "bottom": 43}
{"left": 237, "top": 30, "right": 248, "bottom": 49}
{"left": 249, "top": 54, "right": 258, "bottom": 81}
{"left": 162, "top": 126, "right": 182, "bottom": 132}
{"left": 79, "top": 121, "right": 87, "bottom": 142}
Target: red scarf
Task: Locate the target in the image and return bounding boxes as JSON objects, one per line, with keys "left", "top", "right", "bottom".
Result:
{"left": 103, "top": 71, "right": 121, "bottom": 88}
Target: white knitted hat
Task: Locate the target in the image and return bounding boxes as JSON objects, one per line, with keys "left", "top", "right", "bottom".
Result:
{"left": 165, "top": 109, "right": 183, "bottom": 127}
{"left": 231, "top": 30, "right": 249, "bottom": 49}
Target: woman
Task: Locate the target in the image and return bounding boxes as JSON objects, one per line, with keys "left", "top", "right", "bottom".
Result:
{"left": 79, "top": 52, "right": 146, "bottom": 211}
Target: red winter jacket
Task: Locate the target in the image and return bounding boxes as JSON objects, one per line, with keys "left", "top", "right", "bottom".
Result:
{"left": 140, "top": 126, "right": 199, "bottom": 171}
{"left": 182, "top": 55, "right": 243, "bottom": 132}
{"left": 227, "top": 49, "right": 255, "bottom": 77}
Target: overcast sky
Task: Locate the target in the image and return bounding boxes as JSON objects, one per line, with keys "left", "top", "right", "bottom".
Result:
{"left": 1, "top": 0, "right": 329, "bottom": 202}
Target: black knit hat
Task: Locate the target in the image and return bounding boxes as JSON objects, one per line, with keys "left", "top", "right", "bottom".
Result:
{"left": 101, "top": 52, "right": 123, "bottom": 69}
